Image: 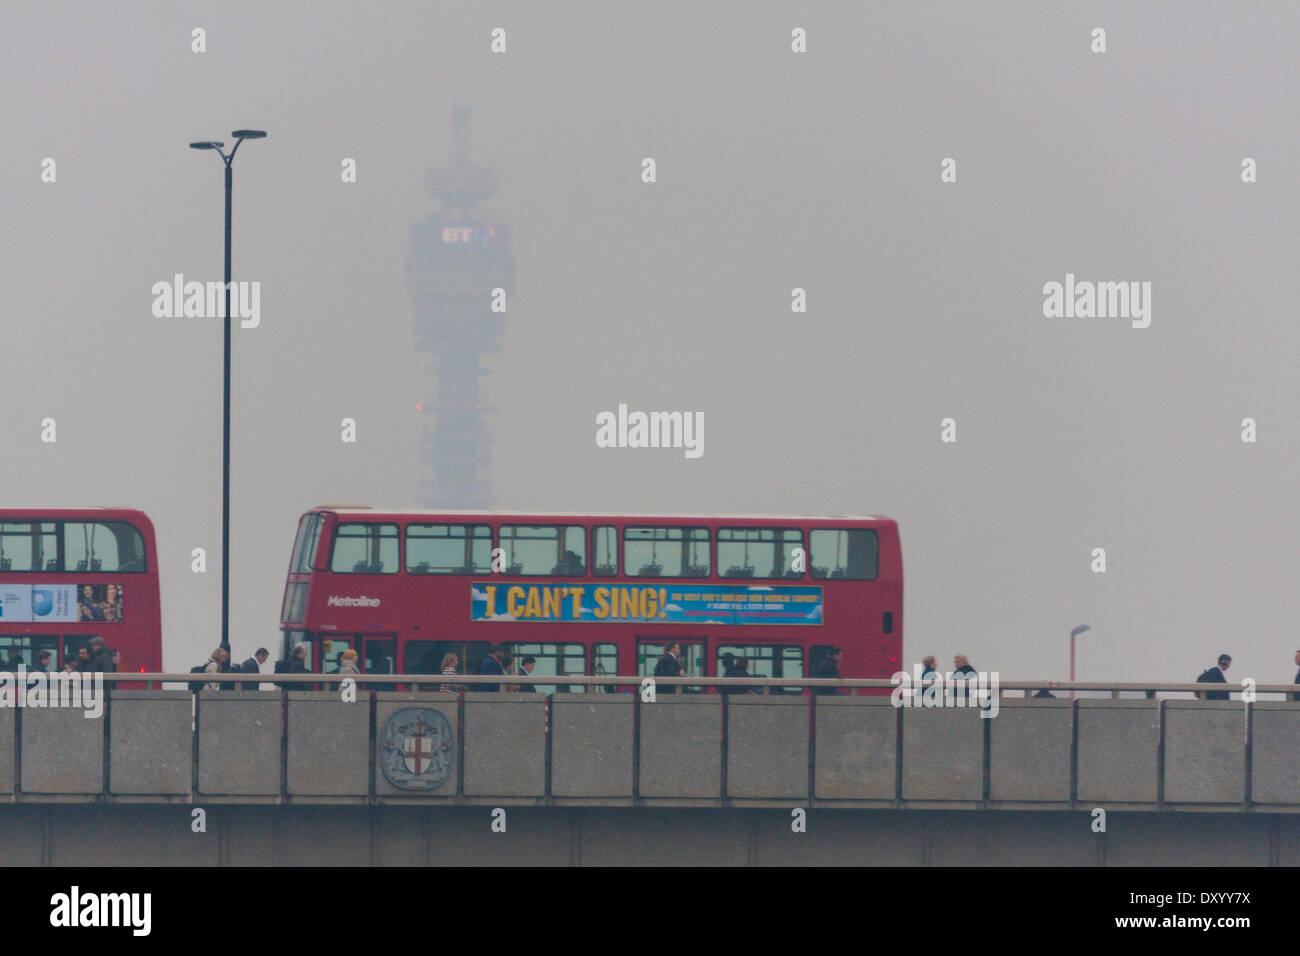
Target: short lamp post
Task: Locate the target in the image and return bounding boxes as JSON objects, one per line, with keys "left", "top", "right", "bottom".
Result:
{"left": 1070, "top": 624, "right": 1091, "bottom": 700}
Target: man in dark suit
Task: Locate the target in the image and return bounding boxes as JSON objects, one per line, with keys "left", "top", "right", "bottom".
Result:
{"left": 653, "top": 641, "right": 683, "bottom": 694}
{"left": 240, "top": 647, "right": 269, "bottom": 673}
{"left": 516, "top": 656, "right": 538, "bottom": 693}
{"left": 1196, "top": 654, "right": 1231, "bottom": 701}
{"left": 86, "top": 636, "right": 115, "bottom": 674}
{"left": 477, "top": 644, "right": 506, "bottom": 692}
{"left": 239, "top": 647, "right": 269, "bottom": 690}
{"left": 1292, "top": 649, "right": 1299, "bottom": 703}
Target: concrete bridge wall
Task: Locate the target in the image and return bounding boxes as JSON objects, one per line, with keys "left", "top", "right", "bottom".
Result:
{"left": 1, "top": 692, "right": 1296, "bottom": 811}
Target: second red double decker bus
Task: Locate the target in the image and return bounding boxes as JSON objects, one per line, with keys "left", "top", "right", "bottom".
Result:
{"left": 0, "top": 508, "right": 162, "bottom": 675}
{"left": 279, "top": 507, "right": 901, "bottom": 691}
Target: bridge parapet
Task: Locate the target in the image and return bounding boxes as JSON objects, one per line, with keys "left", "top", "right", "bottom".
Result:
{"left": 1, "top": 675, "right": 1297, "bottom": 810}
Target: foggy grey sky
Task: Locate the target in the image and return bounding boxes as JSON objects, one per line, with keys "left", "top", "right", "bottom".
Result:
{"left": 3, "top": 1, "right": 1296, "bottom": 681}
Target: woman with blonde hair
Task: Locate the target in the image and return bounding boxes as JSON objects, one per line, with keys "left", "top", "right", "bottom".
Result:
{"left": 439, "top": 652, "right": 465, "bottom": 693}
{"left": 204, "top": 647, "right": 229, "bottom": 691}
{"left": 338, "top": 648, "right": 360, "bottom": 676}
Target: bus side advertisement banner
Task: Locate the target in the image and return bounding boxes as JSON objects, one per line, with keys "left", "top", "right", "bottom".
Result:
{"left": 470, "top": 582, "right": 823, "bottom": 626}
{"left": 0, "top": 584, "right": 125, "bottom": 623}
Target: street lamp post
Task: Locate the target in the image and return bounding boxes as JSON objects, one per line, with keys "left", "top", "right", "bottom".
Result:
{"left": 1070, "top": 624, "right": 1091, "bottom": 699}
{"left": 189, "top": 130, "right": 266, "bottom": 656}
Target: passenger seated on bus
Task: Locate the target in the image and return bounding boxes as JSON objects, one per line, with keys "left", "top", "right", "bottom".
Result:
{"left": 637, "top": 563, "right": 663, "bottom": 576}
{"left": 686, "top": 565, "right": 709, "bottom": 577}
{"left": 353, "top": 560, "right": 368, "bottom": 573}
{"left": 594, "top": 564, "right": 617, "bottom": 577}
{"left": 551, "top": 551, "right": 585, "bottom": 576}
{"left": 412, "top": 561, "right": 431, "bottom": 574}
{"left": 724, "top": 565, "right": 755, "bottom": 578}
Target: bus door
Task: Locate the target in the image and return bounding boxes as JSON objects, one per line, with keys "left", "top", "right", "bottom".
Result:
{"left": 322, "top": 634, "right": 397, "bottom": 689}
{"left": 636, "top": 636, "right": 705, "bottom": 693}
{"left": 361, "top": 635, "right": 396, "bottom": 691}
{"left": 319, "top": 635, "right": 353, "bottom": 675}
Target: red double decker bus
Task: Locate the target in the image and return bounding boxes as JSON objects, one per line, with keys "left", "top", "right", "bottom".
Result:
{"left": 279, "top": 507, "right": 901, "bottom": 691}
{"left": 0, "top": 509, "right": 162, "bottom": 673}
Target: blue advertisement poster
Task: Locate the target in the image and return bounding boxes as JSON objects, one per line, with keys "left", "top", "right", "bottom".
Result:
{"left": 470, "top": 582, "right": 823, "bottom": 626}
{"left": 0, "top": 584, "right": 125, "bottom": 623}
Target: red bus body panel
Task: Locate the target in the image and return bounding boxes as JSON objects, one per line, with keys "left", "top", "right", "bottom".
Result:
{"left": 0, "top": 508, "right": 162, "bottom": 675}
{"left": 281, "top": 509, "right": 901, "bottom": 689}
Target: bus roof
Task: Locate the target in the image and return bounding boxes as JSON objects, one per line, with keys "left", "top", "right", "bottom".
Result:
{"left": 314, "top": 507, "right": 893, "bottom": 523}
{"left": 0, "top": 507, "right": 152, "bottom": 519}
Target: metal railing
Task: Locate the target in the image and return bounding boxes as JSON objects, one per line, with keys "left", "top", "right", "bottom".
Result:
{"left": 73, "top": 672, "right": 1300, "bottom": 697}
